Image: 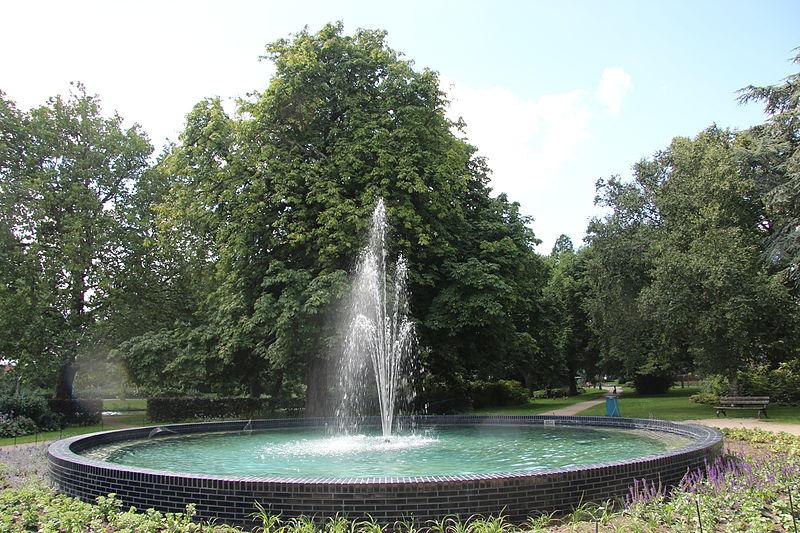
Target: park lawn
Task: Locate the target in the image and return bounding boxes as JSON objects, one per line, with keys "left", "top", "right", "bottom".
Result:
{"left": 102, "top": 398, "right": 147, "bottom": 411}
{"left": 472, "top": 388, "right": 607, "bottom": 415}
{"left": 576, "top": 386, "right": 800, "bottom": 423}
{"left": 0, "top": 412, "right": 154, "bottom": 446}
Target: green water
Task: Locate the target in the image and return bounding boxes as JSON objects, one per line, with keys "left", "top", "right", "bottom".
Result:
{"left": 83, "top": 425, "right": 689, "bottom": 479}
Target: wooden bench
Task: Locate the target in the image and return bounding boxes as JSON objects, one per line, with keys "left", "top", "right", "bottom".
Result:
{"left": 714, "top": 396, "right": 770, "bottom": 418}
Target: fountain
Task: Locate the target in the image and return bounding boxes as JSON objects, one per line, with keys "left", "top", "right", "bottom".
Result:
{"left": 48, "top": 199, "right": 723, "bottom": 526}
{"left": 337, "top": 199, "right": 416, "bottom": 438}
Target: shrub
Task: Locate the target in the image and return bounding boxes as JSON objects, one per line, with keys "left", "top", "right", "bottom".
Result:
{"left": 147, "top": 397, "right": 278, "bottom": 422}
{"left": 47, "top": 399, "right": 102, "bottom": 426}
{"left": 0, "top": 414, "right": 38, "bottom": 438}
{"left": 700, "top": 374, "right": 730, "bottom": 397}
{"left": 632, "top": 372, "right": 673, "bottom": 395}
{"left": 738, "top": 361, "right": 800, "bottom": 404}
{"left": 689, "top": 392, "right": 719, "bottom": 405}
{"left": 469, "top": 380, "right": 530, "bottom": 408}
{"left": 0, "top": 396, "right": 60, "bottom": 431}
{"left": 416, "top": 376, "right": 472, "bottom": 414}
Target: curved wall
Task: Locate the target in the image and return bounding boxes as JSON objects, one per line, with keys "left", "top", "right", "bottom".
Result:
{"left": 48, "top": 415, "right": 722, "bottom": 526}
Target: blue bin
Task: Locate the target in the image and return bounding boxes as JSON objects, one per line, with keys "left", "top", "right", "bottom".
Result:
{"left": 605, "top": 395, "right": 621, "bottom": 417}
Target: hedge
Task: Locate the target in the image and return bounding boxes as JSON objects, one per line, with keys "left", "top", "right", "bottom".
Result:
{"left": 48, "top": 399, "right": 102, "bottom": 426}
{"left": 469, "top": 380, "right": 530, "bottom": 409}
{"left": 147, "top": 397, "right": 279, "bottom": 422}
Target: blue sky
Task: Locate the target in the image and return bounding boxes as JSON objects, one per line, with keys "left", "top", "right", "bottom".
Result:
{"left": 2, "top": 0, "right": 798, "bottom": 251}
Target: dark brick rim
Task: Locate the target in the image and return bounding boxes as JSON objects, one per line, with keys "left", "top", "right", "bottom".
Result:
{"left": 49, "top": 415, "right": 719, "bottom": 484}
{"left": 48, "top": 416, "right": 722, "bottom": 524}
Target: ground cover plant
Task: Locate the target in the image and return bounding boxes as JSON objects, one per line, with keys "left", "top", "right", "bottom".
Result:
{"left": 2, "top": 429, "right": 799, "bottom": 531}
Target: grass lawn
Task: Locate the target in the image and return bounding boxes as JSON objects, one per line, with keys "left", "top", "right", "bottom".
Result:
{"left": 472, "top": 388, "right": 607, "bottom": 415}
{"left": 102, "top": 398, "right": 147, "bottom": 411}
{"left": 0, "top": 412, "right": 153, "bottom": 447}
{"left": 576, "top": 386, "right": 800, "bottom": 423}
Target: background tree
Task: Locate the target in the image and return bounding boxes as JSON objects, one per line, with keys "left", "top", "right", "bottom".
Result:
{"left": 144, "top": 23, "right": 548, "bottom": 412}
{"left": 586, "top": 127, "right": 798, "bottom": 392}
{"left": 543, "top": 236, "right": 597, "bottom": 395}
{"left": 739, "top": 50, "right": 800, "bottom": 293}
{"left": 0, "top": 84, "right": 152, "bottom": 398}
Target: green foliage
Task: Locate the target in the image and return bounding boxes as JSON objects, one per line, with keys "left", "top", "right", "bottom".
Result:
{"left": 631, "top": 372, "right": 673, "bottom": 395}
{"left": 0, "top": 415, "right": 37, "bottom": 438}
{"left": 702, "top": 374, "right": 731, "bottom": 397}
{"left": 47, "top": 398, "right": 102, "bottom": 425}
{"left": 0, "top": 485, "right": 240, "bottom": 532}
{"left": 586, "top": 126, "right": 799, "bottom": 384}
{"left": 738, "top": 51, "right": 800, "bottom": 292}
{"left": 0, "top": 395, "right": 58, "bottom": 430}
{"left": 689, "top": 392, "right": 719, "bottom": 405}
{"left": 738, "top": 360, "right": 800, "bottom": 404}
{"left": 690, "top": 375, "right": 729, "bottom": 404}
{"left": 0, "top": 84, "right": 154, "bottom": 399}
{"left": 468, "top": 380, "right": 530, "bottom": 409}
{"left": 139, "top": 23, "right": 548, "bottom": 411}
{"left": 542, "top": 241, "right": 597, "bottom": 394}
{"left": 146, "top": 397, "right": 301, "bottom": 423}
{"left": 722, "top": 427, "right": 800, "bottom": 455}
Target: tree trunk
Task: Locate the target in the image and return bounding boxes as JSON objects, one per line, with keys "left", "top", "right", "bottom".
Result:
{"left": 268, "top": 370, "right": 285, "bottom": 411}
{"left": 566, "top": 360, "right": 578, "bottom": 396}
{"left": 54, "top": 361, "right": 77, "bottom": 400}
{"left": 249, "top": 378, "right": 263, "bottom": 399}
{"left": 521, "top": 370, "right": 536, "bottom": 391}
{"left": 304, "top": 356, "right": 332, "bottom": 417}
{"left": 729, "top": 374, "right": 739, "bottom": 396}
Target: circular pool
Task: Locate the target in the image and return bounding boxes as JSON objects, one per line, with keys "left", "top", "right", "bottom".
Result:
{"left": 48, "top": 415, "right": 721, "bottom": 526}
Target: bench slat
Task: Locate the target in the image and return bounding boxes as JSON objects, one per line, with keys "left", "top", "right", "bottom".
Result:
{"left": 719, "top": 397, "right": 770, "bottom": 401}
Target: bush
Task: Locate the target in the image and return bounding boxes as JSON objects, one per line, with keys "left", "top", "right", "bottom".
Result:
{"left": 689, "top": 392, "right": 719, "bottom": 405}
{"left": 632, "top": 372, "right": 673, "bottom": 395}
{"left": 0, "top": 396, "right": 60, "bottom": 431}
{"left": 414, "top": 375, "right": 472, "bottom": 414}
{"left": 147, "top": 397, "right": 279, "bottom": 423}
{"left": 468, "top": 380, "right": 530, "bottom": 409}
{"left": 701, "top": 374, "right": 730, "bottom": 396}
{"left": 738, "top": 361, "right": 800, "bottom": 404}
{"left": 0, "top": 414, "right": 38, "bottom": 438}
{"left": 47, "top": 399, "right": 102, "bottom": 426}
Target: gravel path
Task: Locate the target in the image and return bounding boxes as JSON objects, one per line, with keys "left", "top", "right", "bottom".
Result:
{"left": 544, "top": 386, "right": 620, "bottom": 416}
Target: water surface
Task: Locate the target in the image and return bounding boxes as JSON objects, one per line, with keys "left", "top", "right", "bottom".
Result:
{"left": 83, "top": 424, "right": 689, "bottom": 479}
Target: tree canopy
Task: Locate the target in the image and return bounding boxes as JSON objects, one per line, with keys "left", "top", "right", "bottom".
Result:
{"left": 0, "top": 26, "right": 798, "bottom": 404}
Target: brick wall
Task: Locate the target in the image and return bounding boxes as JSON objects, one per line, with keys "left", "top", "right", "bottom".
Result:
{"left": 48, "top": 416, "right": 722, "bottom": 526}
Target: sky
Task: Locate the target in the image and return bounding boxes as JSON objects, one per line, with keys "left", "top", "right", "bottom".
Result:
{"left": 2, "top": 0, "right": 798, "bottom": 252}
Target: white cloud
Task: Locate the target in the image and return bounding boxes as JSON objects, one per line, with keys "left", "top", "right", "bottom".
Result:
{"left": 442, "top": 77, "right": 591, "bottom": 196}
{"left": 596, "top": 67, "right": 633, "bottom": 115}
{"left": 441, "top": 68, "right": 632, "bottom": 252}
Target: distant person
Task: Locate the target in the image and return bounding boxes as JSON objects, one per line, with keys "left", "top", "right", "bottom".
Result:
{"left": 612, "top": 385, "right": 617, "bottom": 395}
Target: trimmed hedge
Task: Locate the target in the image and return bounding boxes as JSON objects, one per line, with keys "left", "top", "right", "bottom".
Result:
{"left": 632, "top": 373, "right": 674, "bottom": 395}
{"left": 48, "top": 399, "right": 102, "bottom": 426}
{"left": 469, "top": 380, "right": 530, "bottom": 409}
{"left": 147, "top": 397, "right": 278, "bottom": 422}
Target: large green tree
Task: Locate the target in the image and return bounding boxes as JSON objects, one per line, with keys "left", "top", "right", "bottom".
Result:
{"left": 586, "top": 127, "right": 798, "bottom": 388}
{"left": 543, "top": 236, "right": 597, "bottom": 395}
{"left": 0, "top": 84, "right": 152, "bottom": 398}
{"left": 739, "top": 51, "right": 800, "bottom": 292}
{"left": 144, "top": 23, "right": 547, "bottom": 412}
